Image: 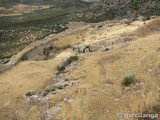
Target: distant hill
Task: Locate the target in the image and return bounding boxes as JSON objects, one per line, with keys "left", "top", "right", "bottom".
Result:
{"left": 0, "top": 0, "right": 93, "bottom": 59}
{"left": 0, "top": 0, "right": 91, "bottom": 7}
{"left": 77, "top": 0, "right": 160, "bottom": 22}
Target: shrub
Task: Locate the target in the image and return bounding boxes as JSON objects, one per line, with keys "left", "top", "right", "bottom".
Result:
{"left": 123, "top": 74, "right": 136, "bottom": 86}
{"left": 65, "top": 56, "right": 79, "bottom": 66}
{"left": 62, "top": 44, "right": 71, "bottom": 50}
{"left": 43, "top": 48, "right": 50, "bottom": 57}
{"left": 21, "top": 54, "right": 28, "bottom": 61}
{"left": 98, "top": 25, "right": 103, "bottom": 28}
{"left": 57, "top": 56, "right": 79, "bottom": 72}
{"left": 57, "top": 85, "right": 63, "bottom": 89}
{"left": 57, "top": 65, "right": 65, "bottom": 72}
{"left": 125, "top": 21, "right": 131, "bottom": 25}
{"left": 142, "top": 16, "right": 150, "bottom": 21}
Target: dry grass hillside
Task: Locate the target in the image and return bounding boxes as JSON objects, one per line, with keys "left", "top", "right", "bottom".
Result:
{"left": 60, "top": 33, "right": 160, "bottom": 120}
{"left": 0, "top": 17, "right": 159, "bottom": 120}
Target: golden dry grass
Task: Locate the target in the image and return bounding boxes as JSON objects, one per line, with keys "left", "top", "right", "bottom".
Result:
{"left": 61, "top": 33, "right": 160, "bottom": 120}
{"left": 134, "top": 17, "right": 160, "bottom": 37}
{"left": 0, "top": 50, "right": 74, "bottom": 120}
{"left": 0, "top": 18, "right": 159, "bottom": 120}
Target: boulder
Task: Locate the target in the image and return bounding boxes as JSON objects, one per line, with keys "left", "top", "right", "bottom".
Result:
{"left": 73, "top": 45, "right": 92, "bottom": 53}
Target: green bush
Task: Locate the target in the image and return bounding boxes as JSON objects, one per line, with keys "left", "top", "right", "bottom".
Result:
{"left": 21, "top": 54, "right": 28, "bottom": 61}
{"left": 57, "top": 85, "right": 64, "bottom": 89}
{"left": 62, "top": 44, "right": 71, "bottom": 50}
{"left": 57, "top": 56, "right": 79, "bottom": 72}
{"left": 57, "top": 65, "right": 65, "bottom": 72}
{"left": 123, "top": 74, "right": 136, "bottom": 86}
{"left": 65, "top": 56, "right": 79, "bottom": 66}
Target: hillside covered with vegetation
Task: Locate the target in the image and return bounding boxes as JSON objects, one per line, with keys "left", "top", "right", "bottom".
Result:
{"left": 0, "top": 0, "right": 91, "bottom": 60}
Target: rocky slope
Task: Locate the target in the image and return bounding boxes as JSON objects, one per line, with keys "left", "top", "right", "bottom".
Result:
{"left": 78, "top": 0, "right": 160, "bottom": 22}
